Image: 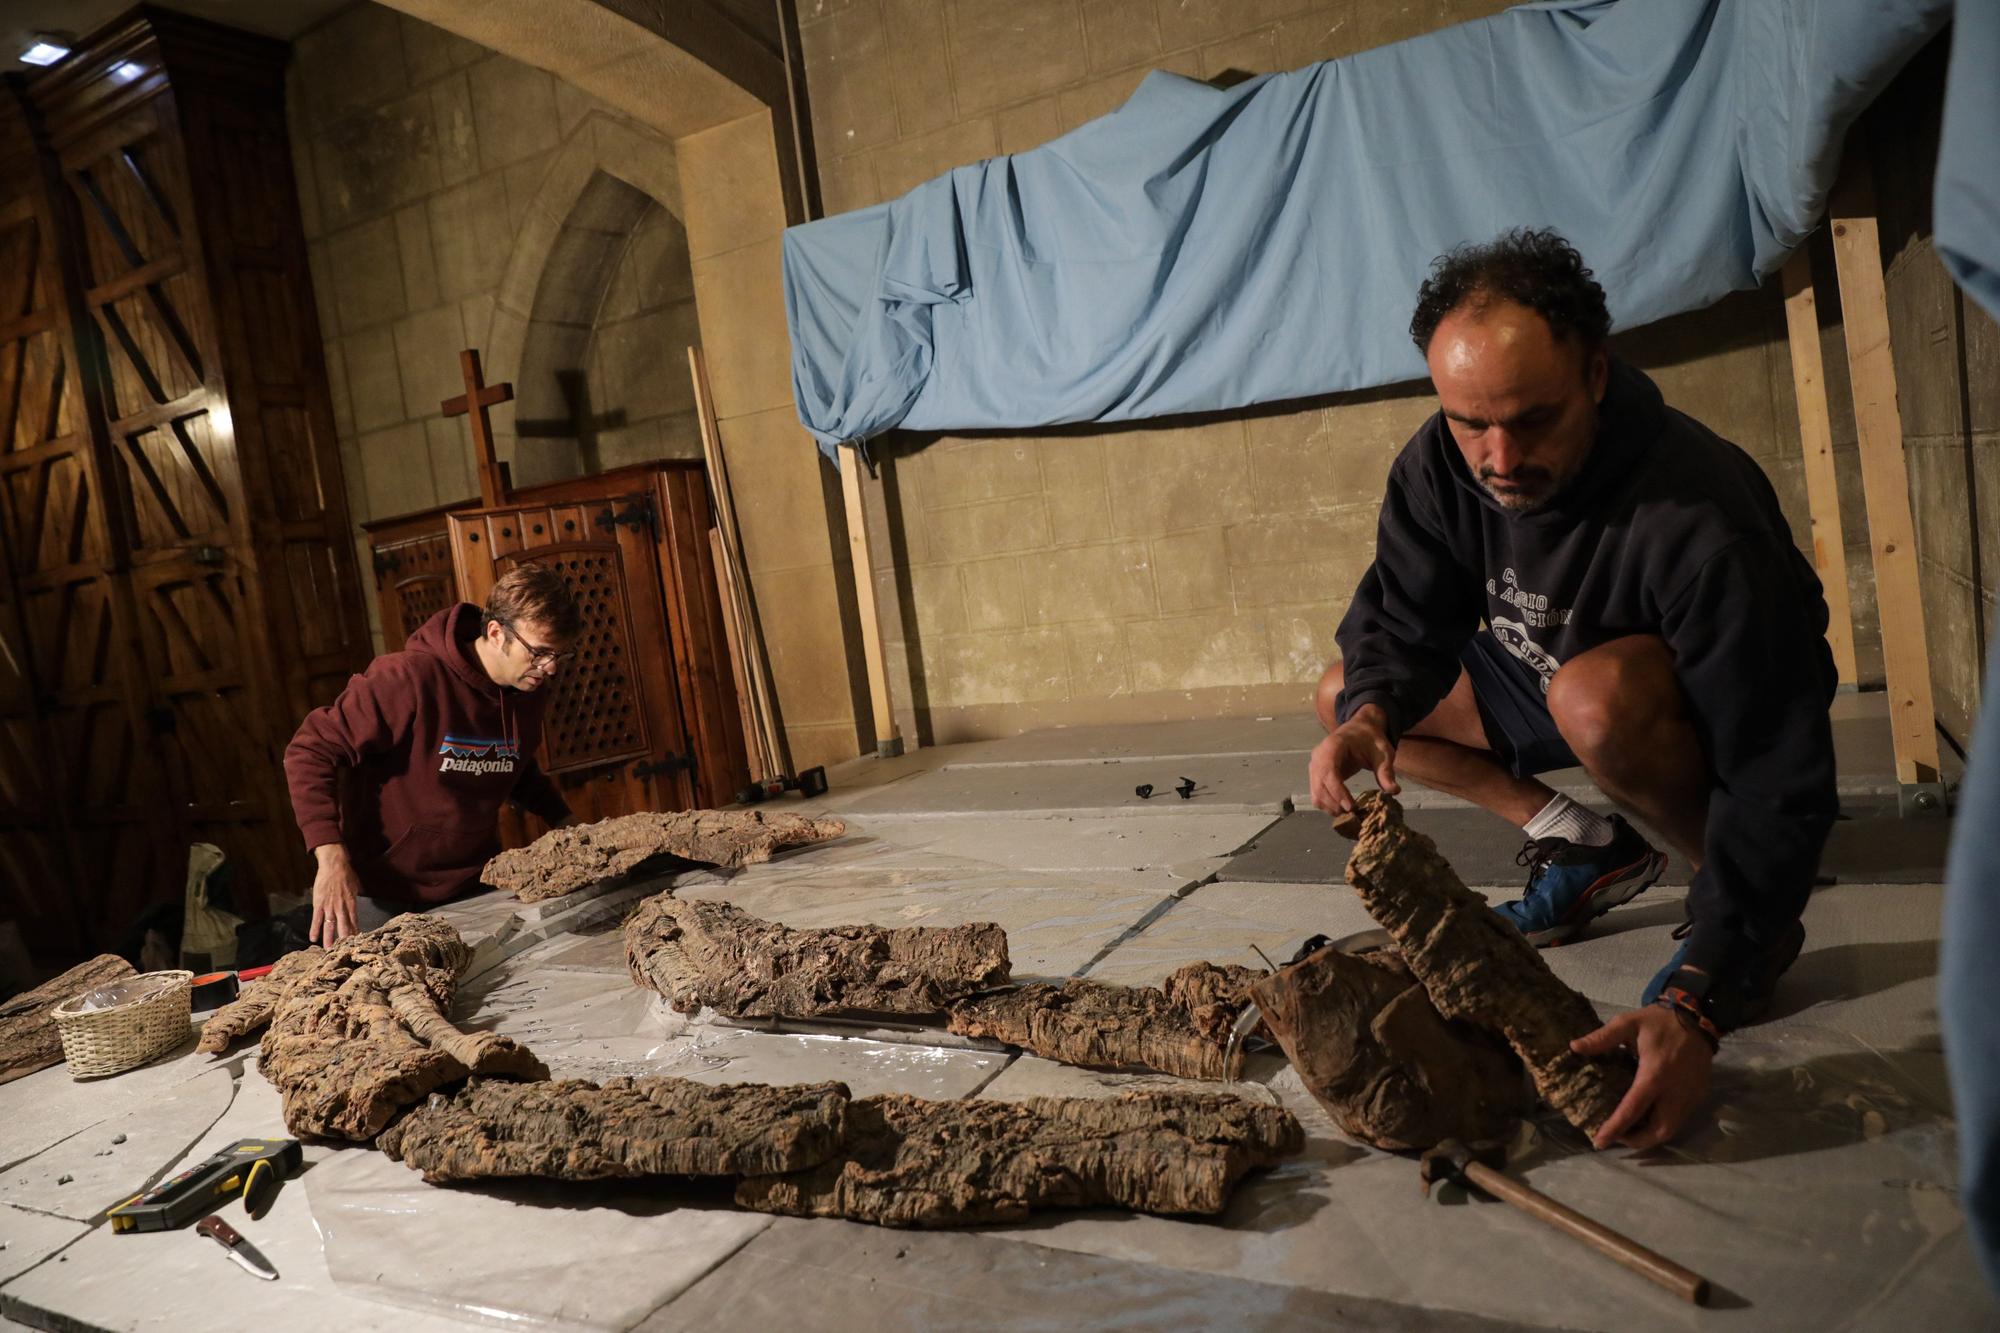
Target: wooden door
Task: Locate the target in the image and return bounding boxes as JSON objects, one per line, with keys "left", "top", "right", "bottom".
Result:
{"left": 449, "top": 494, "right": 698, "bottom": 841}
{"left": 55, "top": 91, "right": 299, "bottom": 911}
{"left": 0, "top": 103, "right": 173, "bottom": 958}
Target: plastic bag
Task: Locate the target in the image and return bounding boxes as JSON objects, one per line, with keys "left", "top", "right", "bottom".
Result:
{"left": 68, "top": 972, "right": 186, "bottom": 1014}
{"left": 180, "top": 843, "right": 242, "bottom": 973}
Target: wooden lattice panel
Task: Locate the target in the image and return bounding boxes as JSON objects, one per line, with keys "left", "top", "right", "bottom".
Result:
{"left": 395, "top": 573, "right": 454, "bottom": 639}
{"left": 496, "top": 544, "right": 649, "bottom": 772}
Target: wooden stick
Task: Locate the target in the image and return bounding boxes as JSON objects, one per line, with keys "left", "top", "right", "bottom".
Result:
{"left": 1460, "top": 1160, "right": 1711, "bottom": 1306}
{"left": 1780, "top": 247, "right": 1859, "bottom": 687}
{"left": 839, "top": 452, "right": 899, "bottom": 752}
{"left": 1827, "top": 166, "right": 1942, "bottom": 786}
{"left": 711, "top": 526, "right": 770, "bottom": 783}
{"left": 690, "top": 346, "right": 792, "bottom": 776}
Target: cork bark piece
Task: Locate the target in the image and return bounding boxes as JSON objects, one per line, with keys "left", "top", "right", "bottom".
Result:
{"left": 623, "top": 892, "right": 1011, "bottom": 1019}
{"left": 735, "top": 1090, "right": 1305, "bottom": 1227}
{"left": 1333, "top": 793, "right": 1633, "bottom": 1136}
{"left": 1250, "top": 942, "right": 1531, "bottom": 1150}
{"left": 377, "top": 1076, "right": 851, "bottom": 1182}
{"left": 0, "top": 954, "right": 136, "bottom": 1085}
{"left": 259, "top": 914, "right": 548, "bottom": 1141}
{"left": 486, "top": 810, "right": 849, "bottom": 902}
{"left": 195, "top": 946, "right": 325, "bottom": 1054}
{"left": 944, "top": 960, "right": 1270, "bottom": 1080}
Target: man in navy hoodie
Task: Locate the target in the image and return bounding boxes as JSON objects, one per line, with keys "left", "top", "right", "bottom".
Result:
{"left": 1311, "top": 229, "right": 1837, "bottom": 1149}
{"left": 285, "top": 562, "right": 581, "bottom": 945}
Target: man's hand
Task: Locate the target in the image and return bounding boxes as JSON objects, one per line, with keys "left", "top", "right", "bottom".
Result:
{"left": 310, "top": 844, "right": 362, "bottom": 946}
{"left": 1571, "top": 1005, "right": 1714, "bottom": 1150}
{"left": 1309, "top": 704, "right": 1401, "bottom": 816}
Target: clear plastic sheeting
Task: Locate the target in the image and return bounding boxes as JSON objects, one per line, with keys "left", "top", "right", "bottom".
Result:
{"left": 0, "top": 1064, "right": 236, "bottom": 1221}
{"left": 63, "top": 971, "right": 188, "bottom": 1014}
{"left": 309, "top": 1147, "right": 770, "bottom": 1331}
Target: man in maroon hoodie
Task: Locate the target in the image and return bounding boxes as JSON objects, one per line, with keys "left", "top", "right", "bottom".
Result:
{"left": 285, "top": 562, "right": 581, "bottom": 944}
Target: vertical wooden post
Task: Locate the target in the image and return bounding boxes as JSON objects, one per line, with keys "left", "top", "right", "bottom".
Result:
{"left": 840, "top": 450, "right": 900, "bottom": 755}
{"left": 1780, "top": 248, "right": 1859, "bottom": 687}
{"left": 1826, "top": 168, "right": 1945, "bottom": 811}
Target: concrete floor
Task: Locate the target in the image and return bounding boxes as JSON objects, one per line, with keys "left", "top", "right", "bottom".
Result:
{"left": 0, "top": 694, "right": 1986, "bottom": 1330}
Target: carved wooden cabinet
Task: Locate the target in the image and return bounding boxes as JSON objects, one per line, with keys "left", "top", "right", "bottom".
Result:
{"left": 361, "top": 463, "right": 752, "bottom": 842}
{"left": 362, "top": 500, "right": 475, "bottom": 649}
{"left": 0, "top": 11, "right": 368, "bottom": 961}
{"left": 446, "top": 462, "right": 751, "bottom": 837}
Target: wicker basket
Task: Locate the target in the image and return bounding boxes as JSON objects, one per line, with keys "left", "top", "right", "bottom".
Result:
{"left": 51, "top": 969, "right": 193, "bottom": 1078}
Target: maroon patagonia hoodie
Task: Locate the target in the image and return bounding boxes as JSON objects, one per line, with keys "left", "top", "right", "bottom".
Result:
{"left": 284, "top": 604, "right": 571, "bottom": 906}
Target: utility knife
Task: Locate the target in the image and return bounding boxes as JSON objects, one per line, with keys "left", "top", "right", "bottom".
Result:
{"left": 196, "top": 1214, "right": 278, "bottom": 1280}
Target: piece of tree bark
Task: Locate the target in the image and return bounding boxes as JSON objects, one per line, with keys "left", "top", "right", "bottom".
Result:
{"left": 1333, "top": 793, "right": 1633, "bottom": 1136}
{"left": 259, "top": 915, "right": 548, "bottom": 1141}
{"left": 0, "top": 954, "right": 136, "bottom": 1085}
{"left": 1161, "top": 961, "right": 1268, "bottom": 1043}
{"left": 195, "top": 946, "right": 324, "bottom": 1054}
{"left": 487, "top": 810, "right": 849, "bottom": 902}
{"left": 945, "top": 960, "right": 1258, "bottom": 1080}
{"left": 735, "top": 1090, "right": 1304, "bottom": 1227}
{"left": 1251, "top": 942, "right": 1531, "bottom": 1150}
{"left": 378, "top": 1076, "right": 851, "bottom": 1182}
{"left": 624, "top": 892, "right": 1010, "bottom": 1019}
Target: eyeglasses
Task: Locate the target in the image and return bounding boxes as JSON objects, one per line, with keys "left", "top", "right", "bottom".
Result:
{"left": 502, "top": 622, "right": 575, "bottom": 669}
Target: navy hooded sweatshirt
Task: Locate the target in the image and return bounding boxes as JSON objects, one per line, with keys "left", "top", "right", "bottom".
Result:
{"left": 284, "top": 604, "right": 571, "bottom": 905}
{"left": 1335, "top": 357, "right": 1838, "bottom": 992}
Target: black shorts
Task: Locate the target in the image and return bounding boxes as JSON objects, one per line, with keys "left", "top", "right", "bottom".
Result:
{"left": 1459, "top": 631, "right": 1580, "bottom": 778}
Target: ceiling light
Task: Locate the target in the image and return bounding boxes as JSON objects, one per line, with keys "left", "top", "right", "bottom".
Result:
{"left": 20, "top": 36, "right": 71, "bottom": 66}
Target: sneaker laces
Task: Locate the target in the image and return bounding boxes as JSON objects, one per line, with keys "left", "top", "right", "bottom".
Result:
{"left": 1515, "top": 837, "right": 1566, "bottom": 889}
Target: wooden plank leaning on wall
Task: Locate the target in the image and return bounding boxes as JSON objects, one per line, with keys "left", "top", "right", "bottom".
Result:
{"left": 1780, "top": 247, "right": 1861, "bottom": 689}
{"left": 1826, "top": 164, "right": 1946, "bottom": 813}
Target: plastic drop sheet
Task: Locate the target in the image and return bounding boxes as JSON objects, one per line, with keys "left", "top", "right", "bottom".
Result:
{"left": 307, "top": 1148, "right": 770, "bottom": 1331}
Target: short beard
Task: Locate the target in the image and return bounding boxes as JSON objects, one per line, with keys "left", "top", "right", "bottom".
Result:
{"left": 1477, "top": 467, "right": 1557, "bottom": 513}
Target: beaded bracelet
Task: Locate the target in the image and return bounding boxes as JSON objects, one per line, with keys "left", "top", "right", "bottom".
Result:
{"left": 1653, "top": 986, "right": 1722, "bottom": 1052}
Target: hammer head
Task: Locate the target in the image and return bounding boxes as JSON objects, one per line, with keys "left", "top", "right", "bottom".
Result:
{"left": 1418, "top": 1138, "right": 1504, "bottom": 1196}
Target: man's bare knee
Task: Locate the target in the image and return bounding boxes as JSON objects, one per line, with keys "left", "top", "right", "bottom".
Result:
{"left": 1547, "top": 636, "right": 1679, "bottom": 763}
{"left": 1315, "top": 661, "right": 1346, "bottom": 731}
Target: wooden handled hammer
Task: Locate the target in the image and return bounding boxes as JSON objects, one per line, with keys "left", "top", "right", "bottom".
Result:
{"left": 1419, "top": 1138, "right": 1712, "bottom": 1306}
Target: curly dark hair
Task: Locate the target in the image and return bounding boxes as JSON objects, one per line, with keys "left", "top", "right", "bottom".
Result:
{"left": 1408, "top": 228, "right": 1610, "bottom": 354}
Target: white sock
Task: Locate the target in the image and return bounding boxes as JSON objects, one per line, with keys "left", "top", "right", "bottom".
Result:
{"left": 1523, "top": 794, "right": 1616, "bottom": 847}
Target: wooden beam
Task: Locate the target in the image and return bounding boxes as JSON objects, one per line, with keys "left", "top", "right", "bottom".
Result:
{"left": 690, "top": 345, "right": 791, "bottom": 777}
{"left": 1826, "top": 169, "right": 1941, "bottom": 789}
{"left": 1779, "top": 247, "right": 1859, "bottom": 687}
{"left": 839, "top": 450, "right": 898, "bottom": 754}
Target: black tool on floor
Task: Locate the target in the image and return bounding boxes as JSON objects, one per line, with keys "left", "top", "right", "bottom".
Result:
{"left": 106, "top": 1138, "right": 302, "bottom": 1233}
{"left": 1134, "top": 783, "right": 1154, "bottom": 799}
{"left": 1176, "top": 776, "right": 1197, "bottom": 800}
{"left": 735, "top": 766, "right": 829, "bottom": 805}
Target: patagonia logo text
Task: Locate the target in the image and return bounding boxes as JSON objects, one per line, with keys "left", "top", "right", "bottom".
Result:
{"left": 438, "top": 734, "right": 518, "bottom": 776}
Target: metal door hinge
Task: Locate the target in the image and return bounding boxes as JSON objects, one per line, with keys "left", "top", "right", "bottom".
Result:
{"left": 633, "top": 753, "right": 694, "bottom": 781}
{"left": 596, "top": 498, "right": 655, "bottom": 533}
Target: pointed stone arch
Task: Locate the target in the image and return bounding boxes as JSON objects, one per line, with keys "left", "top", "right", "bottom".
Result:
{"left": 478, "top": 114, "right": 690, "bottom": 484}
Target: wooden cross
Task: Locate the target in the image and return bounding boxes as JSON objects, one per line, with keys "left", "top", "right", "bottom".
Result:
{"left": 441, "top": 347, "right": 513, "bottom": 507}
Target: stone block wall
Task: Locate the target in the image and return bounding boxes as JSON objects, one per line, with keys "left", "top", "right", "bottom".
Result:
{"left": 290, "top": 3, "right": 865, "bottom": 775}
{"left": 287, "top": 3, "right": 694, "bottom": 645}
{"left": 798, "top": 0, "right": 1824, "bottom": 741}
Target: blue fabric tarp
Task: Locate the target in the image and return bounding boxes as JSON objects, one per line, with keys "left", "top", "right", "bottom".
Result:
{"left": 783, "top": 0, "right": 1949, "bottom": 460}
{"left": 1935, "top": 0, "right": 2000, "bottom": 323}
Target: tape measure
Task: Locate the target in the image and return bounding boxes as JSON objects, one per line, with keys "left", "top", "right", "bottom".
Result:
{"left": 106, "top": 1138, "right": 301, "bottom": 1233}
